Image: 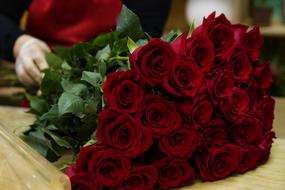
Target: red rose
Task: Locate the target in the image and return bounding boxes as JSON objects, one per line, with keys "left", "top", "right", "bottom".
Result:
{"left": 70, "top": 172, "right": 102, "bottom": 190}
{"left": 257, "top": 131, "right": 275, "bottom": 164}
{"left": 255, "top": 97, "right": 275, "bottom": 131}
{"left": 245, "top": 26, "right": 264, "bottom": 61}
{"left": 103, "top": 70, "right": 144, "bottom": 113}
{"left": 159, "top": 127, "right": 200, "bottom": 158}
{"left": 97, "top": 109, "right": 152, "bottom": 157}
{"left": 237, "top": 146, "right": 260, "bottom": 174}
{"left": 220, "top": 88, "right": 249, "bottom": 122}
{"left": 163, "top": 57, "right": 204, "bottom": 97}
{"left": 232, "top": 116, "right": 263, "bottom": 145}
{"left": 116, "top": 166, "right": 158, "bottom": 190}
{"left": 227, "top": 48, "right": 253, "bottom": 81}
{"left": 76, "top": 145, "right": 130, "bottom": 187}
{"left": 206, "top": 69, "right": 235, "bottom": 103}
{"left": 195, "top": 144, "right": 240, "bottom": 181}
{"left": 138, "top": 94, "right": 181, "bottom": 138}
{"left": 201, "top": 118, "right": 229, "bottom": 149}
{"left": 130, "top": 38, "right": 176, "bottom": 87}
{"left": 193, "top": 13, "right": 235, "bottom": 60}
{"left": 171, "top": 32, "right": 214, "bottom": 72}
{"left": 254, "top": 61, "right": 273, "bottom": 91}
{"left": 176, "top": 94, "right": 213, "bottom": 128}
{"left": 157, "top": 157, "right": 195, "bottom": 189}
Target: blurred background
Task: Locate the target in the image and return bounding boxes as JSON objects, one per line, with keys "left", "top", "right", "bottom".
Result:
{"left": 1, "top": 0, "right": 285, "bottom": 106}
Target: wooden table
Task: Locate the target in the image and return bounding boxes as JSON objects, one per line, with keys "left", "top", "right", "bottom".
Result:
{"left": 0, "top": 97, "right": 285, "bottom": 190}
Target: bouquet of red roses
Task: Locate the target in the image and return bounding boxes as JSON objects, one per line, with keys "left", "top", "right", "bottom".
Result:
{"left": 66, "top": 12, "right": 275, "bottom": 190}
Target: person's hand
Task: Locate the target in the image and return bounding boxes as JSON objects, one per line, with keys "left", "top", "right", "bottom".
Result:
{"left": 13, "top": 35, "right": 50, "bottom": 87}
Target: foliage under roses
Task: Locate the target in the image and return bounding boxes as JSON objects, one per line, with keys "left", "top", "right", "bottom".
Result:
{"left": 68, "top": 12, "right": 275, "bottom": 190}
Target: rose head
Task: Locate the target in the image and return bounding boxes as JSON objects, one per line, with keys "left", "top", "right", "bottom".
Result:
{"left": 103, "top": 70, "right": 144, "bottom": 114}
{"left": 159, "top": 127, "right": 201, "bottom": 158}
{"left": 196, "top": 144, "right": 240, "bottom": 181}
{"left": 255, "top": 97, "right": 275, "bottom": 131}
{"left": 157, "top": 157, "right": 195, "bottom": 189}
{"left": 116, "top": 166, "right": 158, "bottom": 190}
{"left": 130, "top": 38, "right": 176, "bottom": 87}
{"left": 70, "top": 172, "right": 102, "bottom": 190}
{"left": 97, "top": 109, "right": 152, "bottom": 157}
{"left": 258, "top": 131, "right": 276, "bottom": 164}
{"left": 254, "top": 61, "right": 273, "bottom": 92}
{"left": 138, "top": 94, "right": 181, "bottom": 138}
{"left": 237, "top": 145, "right": 260, "bottom": 174}
{"left": 76, "top": 145, "right": 130, "bottom": 187}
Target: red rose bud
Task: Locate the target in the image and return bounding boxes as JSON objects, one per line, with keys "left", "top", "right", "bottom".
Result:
{"left": 163, "top": 57, "right": 204, "bottom": 97}
{"left": 201, "top": 118, "right": 229, "bottom": 150}
{"left": 220, "top": 88, "right": 249, "bottom": 122}
{"left": 103, "top": 70, "right": 144, "bottom": 114}
{"left": 232, "top": 116, "right": 263, "bottom": 145}
{"left": 195, "top": 144, "right": 240, "bottom": 181}
{"left": 116, "top": 166, "right": 158, "bottom": 190}
{"left": 255, "top": 96, "right": 275, "bottom": 131}
{"left": 254, "top": 61, "right": 273, "bottom": 92}
{"left": 227, "top": 48, "right": 253, "bottom": 81}
{"left": 138, "top": 94, "right": 181, "bottom": 138}
{"left": 75, "top": 145, "right": 130, "bottom": 187}
{"left": 70, "top": 172, "right": 102, "bottom": 190}
{"left": 237, "top": 145, "right": 260, "bottom": 174}
{"left": 159, "top": 127, "right": 201, "bottom": 158}
{"left": 157, "top": 157, "right": 195, "bottom": 189}
{"left": 97, "top": 109, "right": 152, "bottom": 157}
{"left": 130, "top": 38, "right": 176, "bottom": 87}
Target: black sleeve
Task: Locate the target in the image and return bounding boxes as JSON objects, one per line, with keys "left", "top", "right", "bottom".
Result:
{"left": 123, "top": 0, "right": 172, "bottom": 38}
{"left": 0, "top": 0, "right": 31, "bottom": 61}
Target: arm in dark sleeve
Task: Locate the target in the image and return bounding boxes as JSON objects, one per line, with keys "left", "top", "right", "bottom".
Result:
{"left": 0, "top": 0, "right": 31, "bottom": 61}
{"left": 123, "top": 0, "right": 172, "bottom": 37}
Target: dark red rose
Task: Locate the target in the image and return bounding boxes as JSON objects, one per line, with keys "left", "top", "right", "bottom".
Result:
{"left": 70, "top": 172, "right": 102, "bottom": 190}
{"left": 138, "top": 94, "right": 181, "bottom": 138}
{"left": 76, "top": 145, "right": 130, "bottom": 187}
{"left": 232, "top": 116, "right": 263, "bottom": 145}
{"left": 201, "top": 118, "right": 229, "bottom": 149}
{"left": 163, "top": 57, "right": 204, "bottom": 97}
{"left": 159, "top": 127, "right": 201, "bottom": 158}
{"left": 103, "top": 70, "right": 144, "bottom": 113}
{"left": 220, "top": 88, "right": 249, "bottom": 122}
{"left": 245, "top": 26, "right": 264, "bottom": 61}
{"left": 255, "top": 97, "right": 275, "bottom": 131}
{"left": 257, "top": 131, "right": 276, "bottom": 165}
{"left": 237, "top": 145, "right": 260, "bottom": 173}
{"left": 206, "top": 69, "right": 235, "bottom": 103}
{"left": 195, "top": 144, "right": 240, "bottom": 181}
{"left": 116, "top": 166, "right": 158, "bottom": 190}
{"left": 171, "top": 32, "right": 214, "bottom": 72}
{"left": 176, "top": 94, "right": 213, "bottom": 128}
{"left": 254, "top": 61, "right": 273, "bottom": 91}
{"left": 227, "top": 48, "right": 253, "bottom": 81}
{"left": 157, "top": 157, "right": 195, "bottom": 189}
{"left": 97, "top": 109, "right": 152, "bottom": 157}
{"left": 130, "top": 38, "right": 176, "bottom": 87}
{"left": 193, "top": 13, "right": 235, "bottom": 60}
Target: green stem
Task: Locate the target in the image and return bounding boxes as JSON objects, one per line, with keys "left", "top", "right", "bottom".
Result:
{"left": 109, "top": 56, "right": 129, "bottom": 61}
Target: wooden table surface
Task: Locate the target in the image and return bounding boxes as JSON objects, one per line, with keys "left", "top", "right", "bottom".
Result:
{"left": 0, "top": 97, "right": 284, "bottom": 190}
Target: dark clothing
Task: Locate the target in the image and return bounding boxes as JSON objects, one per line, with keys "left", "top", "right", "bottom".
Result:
{"left": 0, "top": 0, "right": 171, "bottom": 61}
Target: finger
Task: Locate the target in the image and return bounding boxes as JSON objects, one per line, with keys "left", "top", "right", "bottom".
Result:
{"left": 21, "top": 55, "right": 42, "bottom": 85}
{"left": 34, "top": 55, "right": 49, "bottom": 71}
{"left": 15, "top": 61, "right": 37, "bottom": 87}
{"left": 38, "top": 41, "right": 51, "bottom": 52}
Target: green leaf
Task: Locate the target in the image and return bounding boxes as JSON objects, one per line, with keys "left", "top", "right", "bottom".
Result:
{"left": 136, "top": 39, "right": 148, "bottom": 47}
{"left": 96, "top": 45, "right": 111, "bottom": 61}
{"left": 43, "top": 127, "right": 72, "bottom": 149}
{"left": 61, "top": 79, "right": 87, "bottom": 96}
{"left": 58, "top": 92, "right": 84, "bottom": 116}
{"left": 113, "top": 37, "right": 128, "bottom": 54}
{"left": 189, "top": 22, "right": 195, "bottom": 36}
{"left": 26, "top": 94, "right": 49, "bottom": 114}
{"left": 81, "top": 71, "right": 102, "bottom": 87}
{"left": 40, "top": 104, "right": 58, "bottom": 121}
{"left": 61, "top": 61, "right": 72, "bottom": 70}
{"left": 84, "top": 137, "right": 97, "bottom": 147}
{"left": 116, "top": 5, "right": 144, "bottom": 40}
{"left": 45, "top": 52, "right": 63, "bottom": 69}
{"left": 92, "top": 32, "right": 118, "bottom": 48}
{"left": 161, "top": 29, "right": 182, "bottom": 42}
{"left": 41, "top": 70, "right": 61, "bottom": 95}
{"left": 127, "top": 37, "right": 138, "bottom": 53}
